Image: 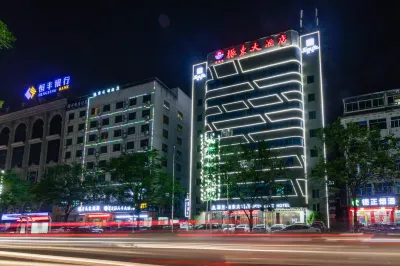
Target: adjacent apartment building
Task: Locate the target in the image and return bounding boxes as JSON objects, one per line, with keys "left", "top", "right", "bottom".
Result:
{"left": 190, "top": 30, "right": 328, "bottom": 226}
{"left": 342, "top": 89, "right": 400, "bottom": 226}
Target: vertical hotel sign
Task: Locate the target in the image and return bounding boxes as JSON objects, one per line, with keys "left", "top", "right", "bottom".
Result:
{"left": 24, "top": 76, "right": 71, "bottom": 100}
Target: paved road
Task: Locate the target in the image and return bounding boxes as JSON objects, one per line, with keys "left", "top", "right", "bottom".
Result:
{"left": 0, "top": 234, "right": 399, "bottom": 265}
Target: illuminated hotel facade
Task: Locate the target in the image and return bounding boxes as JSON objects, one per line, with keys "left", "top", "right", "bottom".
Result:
{"left": 190, "top": 30, "right": 329, "bottom": 226}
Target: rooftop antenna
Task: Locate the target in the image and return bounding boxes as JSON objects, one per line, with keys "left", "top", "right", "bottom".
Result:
{"left": 315, "top": 8, "right": 319, "bottom": 28}
{"left": 299, "top": 9, "right": 303, "bottom": 33}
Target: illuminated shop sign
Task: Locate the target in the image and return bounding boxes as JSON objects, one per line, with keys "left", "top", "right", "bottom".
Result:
{"left": 185, "top": 199, "right": 190, "bottom": 217}
{"left": 193, "top": 67, "right": 206, "bottom": 81}
{"left": 24, "top": 76, "right": 71, "bottom": 100}
{"left": 1, "top": 212, "right": 49, "bottom": 221}
{"left": 209, "top": 32, "right": 290, "bottom": 65}
{"left": 211, "top": 202, "right": 290, "bottom": 211}
{"left": 302, "top": 37, "right": 319, "bottom": 54}
{"left": 351, "top": 197, "right": 396, "bottom": 207}
{"left": 77, "top": 205, "right": 135, "bottom": 213}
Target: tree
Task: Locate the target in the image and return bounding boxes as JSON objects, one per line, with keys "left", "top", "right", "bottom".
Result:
{"left": 311, "top": 120, "right": 400, "bottom": 228}
{"left": 32, "top": 163, "right": 85, "bottom": 222}
{"left": 107, "top": 150, "right": 182, "bottom": 221}
{"left": 219, "top": 142, "right": 291, "bottom": 232}
{"left": 0, "top": 20, "right": 16, "bottom": 49}
{"left": 0, "top": 170, "right": 32, "bottom": 214}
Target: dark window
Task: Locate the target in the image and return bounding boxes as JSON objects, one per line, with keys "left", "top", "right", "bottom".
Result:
{"left": 162, "top": 160, "right": 167, "bottom": 167}
{"left": 89, "top": 134, "right": 97, "bottom": 142}
{"left": 102, "top": 118, "right": 109, "bottom": 126}
{"left": 391, "top": 116, "right": 400, "bottom": 128}
{"left": 88, "top": 148, "right": 95, "bottom": 156}
{"left": 140, "top": 139, "right": 149, "bottom": 148}
{"left": 197, "top": 145, "right": 201, "bottom": 152}
{"left": 128, "top": 112, "right": 136, "bottom": 121}
{"left": 309, "top": 111, "right": 316, "bottom": 120}
{"left": 308, "top": 93, "right": 316, "bottom": 102}
{"left": 312, "top": 189, "right": 320, "bottom": 198}
{"left": 142, "top": 109, "right": 150, "bottom": 118}
{"left": 197, "top": 114, "right": 202, "bottom": 122}
{"left": 313, "top": 203, "right": 320, "bottom": 212}
{"left": 143, "top": 94, "right": 151, "bottom": 103}
{"left": 178, "top": 111, "right": 183, "bottom": 120}
{"left": 310, "top": 148, "right": 318, "bottom": 157}
{"left": 163, "top": 115, "right": 169, "bottom": 125}
{"left": 373, "top": 98, "right": 384, "bottom": 107}
{"left": 66, "top": 138, "right": 72, "bottom": 146}
{"left": 91, "top": 108, "right": 99, "bottom": 115}
{"left": 370, "top": 118, "right": 387, "bottom": 129}
{"left": 79, "top": 110, "right": 86, "bottom": 118}
{"left": 98, "top": 160, "right": 107, "bottom": 168}
{"left": 196, "top": 162, "right": 201, "bottom": 169}
{"left": 127, "top": 141, "right": 135, "bottom": 150}
{"left": 141, "top": 124, "right": 149, "bottom": 133}
{"left": 116, "top": 101, "right": 124, "bottom": 109}
{"left": 177, "top": 124, "right": 183, "bottom": 132}
{"left": 114, "top": 129, "right": 122, "bottom": 137}
{"left": 67, "top": 125, "right": 73, "bottom": 133}
{"left": 100, "top": 146, "right": 107, "bottom": 154}
{"left": 197, "top": 99, "right": 203, "bottom": 106}
{"left": 309, "top": 129, "right": 318, "bottom": 138}
{"left": 176, "top": 163, "right": 182, "bottom": 172}
{"left": 162, "top": 143, "right": 168, "bottom": 152}
{"left": 129, "top": 98, "right": 137, "bottom": 106}
{"left": 103, "top": 104, "right": 111, "bottom": 112}
{"left": 68, "top": 113, "right": 74, "bottom": 120}
{"left": 163, "top": 129, "right": 168, "bottom": 138}
{"left": 87, "top": 162, "right": 95, "bottom": 170}
{"left": 197, "top": 130, "right": 201, "bottom": 137}
{"left": 176, "top": 150, "right": 182, "bottom": 159}
{"left": 78, "top": 123, "right": 85, "bottom": 131}
{"left": 164, "top": 100, "right": 170, "bottom": 110}
{"left": 77, "top": 136, "right": 83, "bottom": 144}
{"left": 65, "top": 151, "right": 71, "bottom": 159}
{"left": 100, "top": 132, "right": 109, "bottom": 140}
{"left": 113, "top": 143, "right": 121, "bottom": 152}
{"left": 115, "top": 115, "right": 123, "bottom": 123}
{"left": 90, "top": 121, "right": 98, "bottom": 128}
{"left": 127, "top": 127, "right": 135, "bottom": 135}
{"left": 307, "top": 75, "right": 314, "bottom": 84}
{"left": 177, "top": 137, "right": 182, "bottom": 145}
{"left": 76, "top": 150, "right": 82, "bottom": 157}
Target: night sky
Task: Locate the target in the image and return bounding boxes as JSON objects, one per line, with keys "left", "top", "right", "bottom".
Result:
{"left": 0, "top": 1, "right": 399, "bottom": 123}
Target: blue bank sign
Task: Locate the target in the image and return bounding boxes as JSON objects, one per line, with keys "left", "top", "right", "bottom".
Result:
{"left": 24, "top": 76, "right": 71, "bottom": 100}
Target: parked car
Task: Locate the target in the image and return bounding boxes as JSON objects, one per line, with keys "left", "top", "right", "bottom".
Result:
{"left": 270, "top": 224, "right": 286, "bottom": 232}
{"left": 69, "top": 226, "right": 104, "bottom": 233}
{"left": 235, "top": 224, "right": 250, "bottom": 233}
{"left": 193, "top": 223, "right": 221, "bottom": 231}
{"left": 52, "top": 227, "right": 72, "bottom": 233}
{"left": 280, "top": 224, "right": 321, "bottom": 233}
{"left": 253, "top": 224, "right": 271, "bottom": 233}
{"left": 359, "top": 224, "right": 400, "bottom": 234}
{"left": 311, "top": 221, "right": 326, "bottom": 232}
{"left": 222, "top": 224, "right": 235, "bottom": 233}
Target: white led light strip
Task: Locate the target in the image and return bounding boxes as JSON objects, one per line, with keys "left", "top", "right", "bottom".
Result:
{"left": 296, "top": 179, "right": 306, "bottom": 197}
{"left": 264, "top": 108, "right": 303, "bottom": 122}
{"left": 219, "top": 134, "right": 249, "bottom": 147}
{"left": 248, "top": 126, "right": 304, "bottom": 142}
{"left": 254, "top": 79, "right": 302, "bottom": 89}
{"left": 212, "top": 114, "right": 266, "bottom": 131}
{"left": 247, "top": 94, "right": 283, "bottom": 108}
{"left": 213, "top": 61, "right": 239, "bottom": 79}
{"left": 281, "top": 90, "right": 303, "bottom": 102}
{"left": 205, "top": 105, "right": 223, "bottom": 118}
{"left": 221, "top": 100, "right": 249, "bottom": 113}
{"left": 205, "top": 82, "right": 254, "bottom": 102}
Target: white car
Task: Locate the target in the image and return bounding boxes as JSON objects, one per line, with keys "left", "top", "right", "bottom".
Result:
{"left": 253, "top": 224, "right": 271, "bottom": 232}
{"left": 270, "top": 224, "right": 286, "bottom": 232}
{"left": 222, "top": 224, "right": 235, "bottom": 233}
{"left": 235, "top": 224, "right": 250, "bottom": 233}
{"left": 280, "top": 224, "right": 321, "bottom": 233}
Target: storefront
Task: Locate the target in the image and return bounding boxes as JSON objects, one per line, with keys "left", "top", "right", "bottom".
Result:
{"left": 349, "top": 196, "right": 397, "bottom": 226}
{"left": 209, "top": 202, "right": 306, "bottom": 226}
{"left": 76, "top": 204, "right": 152, "bottom": 228}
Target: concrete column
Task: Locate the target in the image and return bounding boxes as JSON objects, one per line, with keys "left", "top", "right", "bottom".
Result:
{"left": 38, "top": 112, "right": 49, "bottom": 181}
{"left": 5, "top": 121, "right": 15, "bottom": 169}
{"left": 21, "top": 118, "right": 32, "bottom": 180}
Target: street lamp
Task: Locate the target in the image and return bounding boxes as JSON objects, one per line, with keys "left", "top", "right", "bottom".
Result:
{"left": 171, "top": 145, "right": 175, "bottom": 232}
{"left": 0, "top": 170, "right": 5, "bottom": 196}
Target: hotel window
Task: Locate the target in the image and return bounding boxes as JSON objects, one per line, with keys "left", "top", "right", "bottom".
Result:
{"left": 163, "top": 115, "right": 169, "bottom": 125}
{"left": 346, "top": 102, "right": 358, "bottom": 112}
{"left": 177, "top": 124, "right": 183, "bottom": 133}
{"left": 114, "top": 129, "right": 122, "bottom": 138}
{"left": 176, "top": 163, "right": 182, "bottom": 172}
{"left": 162, "top": 143, "right": 168, "bottom": 152}
{"left": 143, "top": 95, "right": 151, "bottom": 103}
{"left": 100, "top": 146, "right": 107, "bottom": 154}
{"left": 127, "top": 141, "right": 135, "bottom": 150}
{"left": 103, "top": 104, "right": 111, "bottom": 112}
{"left": 164, "top": 100, "right": 170, "bottom": 110}
{"left": 163, "top": 129, "right": 169, "bottom": 139}
{"left": 141, "top": 124, "right": 149, "bottom": 133}
{"left": 308, "top": 93, "right": 315, "bottom": 102}
{"left": 66, "top": 138, "right": 72, "bottom": 146}
{"left": 127, "top": 127, "right": 135, "bottom": 135}
{"left": 309, "top": 111, "right": 316, "bottom": 120}
{"left": 307, "top": 75, "right": 314, "bottom": 84}
{"left": 310, "top": 148, "right": 318, "bottom": 157}
{"left": 113, "top": 143, "right": 121, "bottom": 152}
{"left": 312, "top": 189, "right": 320, "bottom": 198}
{"left": 68, "top": 113, "right": 75, "bottom": 120}
{"left": 176, "top": 150, "right": 182, "bottom": 159}
{"left": 115, "top": 115, "right": 123, "bottom": 123}
{"left": 67, "top": 125, "right": 73, "bottom": 133}
{"left": 90, "top": 121, "right": 98, "bottom": 128}
{"left": 78, "top": 123, "right": 85, "bottom": 131}
{"left": 129, "top": 98, "right": 137, "bottom": 106}
{"left": 79, "top": 110, "right": 86, "bottom": 118}
{"left": 178, "top": 111, "right": 183, "bottom": 120}
{"left": 140, "top": 139, "right": 149, "bottom": 148}
{"left": 128, "top": 112, "right": 136, "bottom": 121}
{"left": 88, "top": 148, "right": 95, "bottom": 156}
{"left": 197, "top": 99, "right": 203, "bottom": 106}
{"left": 116, "top": 101, "right": 124, "bottom": 110}
{"left": 312, "top": 203, "right": 320, "bottom": 212}
{"left": 77, "top": 136, "right": 83, "bottom": 144}
{"left": 177, "top": 137, "right": 182, "bottom": 145}
{"left": 142, "top": 109, "right": 150, "bottom": 118}
{"left": 391, "top": 116, "right": 400, "bottom": 128}
{"left": 197, "top": 114, "right": 202, "bottom": 122}
{"left": 76, "top": 150, "right": 82, "bottom": 158}
{"left": 100, "top": 132, "right": 109, "bottom": 140}
{"left": 65, "top": 151, "right": 71, "bottom": 159}
{"left": 372, "top": 98, "right": 384, "bottom": 107}
{"left": 89, "top": 134, "right": 97, "bottom": 142}
{"left": 87, "top": 162, "right": 95, "bottom": 169}
{"left": 102, "top": 118, "right": 109, "bottom": 126}
{"left": 369, "top": 118, "right": 387, "bottom": 129}
{"left": 309, "top": 129, "right": 318, "bottom": 138}
{"left": 91, "top": 108, "right": 99, "bottom": 115}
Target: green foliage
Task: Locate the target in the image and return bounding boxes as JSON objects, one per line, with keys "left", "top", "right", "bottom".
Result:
{"left": 312, "top": 119, "right": 400, "bottom": 224}
{"left": 0, "top": 20, "right": 16, "bottom": 49}
{"left": 32, "top": 163, "right": 85, "bottom": 221}
{"left": 0, "top": 170, "right": 32, "bottom": 213}
{"left": 307, "top": 211, "right": 322, "bottom": 224}
{"left": 219, "top": 142, "right": 291, "bottom": 230}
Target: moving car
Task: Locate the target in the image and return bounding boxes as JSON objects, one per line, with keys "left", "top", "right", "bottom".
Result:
{"left": 253, "top": 224, "right": 270, "bottom": 232}
{"left": 280, "top": 224, "right": 321, "bottom": 233}
{"left": 222, "top": 224, "right": 235, "bottom": 233}
{"left": 359, "top": 224, "right": 400, "bottom": 234}
{"left": 270, "top": 224, "right": 286, "bottom": 232}
{"left": 235, "top": 224, "right": 250, "bottom": 233}
{"left": 311, "top": 221, "right": 326, "bottom": 232}
{"left": 70, "top": 226, "right": 104, "bottom": 233}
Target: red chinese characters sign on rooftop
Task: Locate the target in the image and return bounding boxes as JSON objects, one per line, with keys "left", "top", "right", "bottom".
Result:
{"left": 208, "top": 31, "right": 291, "bottom": 65}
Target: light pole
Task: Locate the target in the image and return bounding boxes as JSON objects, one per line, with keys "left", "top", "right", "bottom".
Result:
{"left": 171, "top": 145, "right": 175, "bottom": 232}
{"left": 0, "top": 169, "right": 4, "bottom": 196}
